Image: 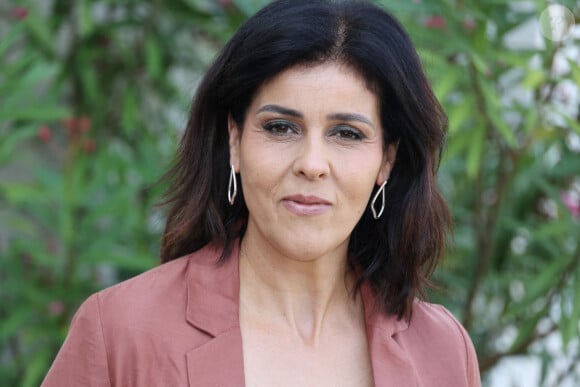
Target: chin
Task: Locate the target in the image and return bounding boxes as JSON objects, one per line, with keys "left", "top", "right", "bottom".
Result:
{"left": 272, "top": 234, "right": 350, "bottom": 263}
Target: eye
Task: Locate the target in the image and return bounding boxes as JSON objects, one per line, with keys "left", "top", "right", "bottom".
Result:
{"left": 330, "top": 125, "right": 365, "bottom": 141}
{"left": 262, "top": 120, "right": 299, "bottom": 135}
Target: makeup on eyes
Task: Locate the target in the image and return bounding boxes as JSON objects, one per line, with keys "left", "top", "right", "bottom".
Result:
{"left": 256, "top": 104, "right": 374, "bottom": 141}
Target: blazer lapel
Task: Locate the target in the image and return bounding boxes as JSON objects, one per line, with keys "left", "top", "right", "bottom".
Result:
{"left": 181, "top": 243, "right": 418, "bottom": 386}
{"left": 185, "top": 330, "right": 244, "bottom": 387}
{"left": 184, "top": 242, "right": 246, "bottom": 386}
{"left": 361, "top": 283, "right": 418, "bottom": 386}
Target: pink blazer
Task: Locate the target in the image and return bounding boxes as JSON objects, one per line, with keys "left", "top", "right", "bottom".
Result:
{"left": 42, "top": 242, "right": 481, "bottom": 386}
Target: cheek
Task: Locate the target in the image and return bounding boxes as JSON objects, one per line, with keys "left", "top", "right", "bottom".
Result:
{"left": 239, "top": 151, "right": 280, "bottom": 202}
{"left": 342, "top": 178, "right": 375, "bottom": 210}
{"left": 337, "top": 152, "right": 383, "bottom": 197}
{"left": 239, "top": 134, "right": 289, "bottom": 189}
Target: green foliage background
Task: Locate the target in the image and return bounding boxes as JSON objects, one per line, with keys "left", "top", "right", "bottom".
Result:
{"left": 1, "top": 0, "right": 579, "bottom": 385}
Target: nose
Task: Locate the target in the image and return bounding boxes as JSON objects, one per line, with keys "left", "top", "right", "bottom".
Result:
{"left": 292, "top": 135, "right": 330, "bottom": 180}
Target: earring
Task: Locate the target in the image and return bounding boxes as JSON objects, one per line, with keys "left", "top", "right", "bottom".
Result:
{"left": 370, "top": 180, "right": 387, "bottom": 219}
{"left": 228, "top": 165, "right": 237, "bottom": 205}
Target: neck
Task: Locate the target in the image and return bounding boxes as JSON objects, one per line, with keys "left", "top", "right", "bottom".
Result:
{"left": 238, "top": 232, "right": 363, "bottom": 346}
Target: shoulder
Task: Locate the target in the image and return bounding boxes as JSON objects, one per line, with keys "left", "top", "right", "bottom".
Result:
{"left": 94, "top": 244, "right": 223, "bottom": 321}
{"left": 400, "top": 301, "right": 473, "bottom": 356}
{"left": 409, "top": 300, "right": 470, "bottom": 343}
{"left": 43, "top": 246, "right": 227, "bottom": 386}
{"left": 399, "top": 300, "right": 481, "bottom": 385}
{"left": 98, "top": 255, "right": 190, "bottom": 304}
{"left": 69, "top": 244, "right": 224, "bottom": 336}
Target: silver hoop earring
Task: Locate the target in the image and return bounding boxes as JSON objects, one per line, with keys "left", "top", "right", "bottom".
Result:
{"left": 228, "top": 165, "right": 237, "bottom": 205}
{"left": 370, "top": 180, "right": 387, "bottom": 219}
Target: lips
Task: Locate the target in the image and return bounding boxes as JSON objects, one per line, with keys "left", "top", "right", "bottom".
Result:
{"left": 281, "top": 194, "right": 331, "bottom": 216}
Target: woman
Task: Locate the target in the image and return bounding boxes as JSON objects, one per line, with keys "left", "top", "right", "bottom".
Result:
{"left": 42, "top": 0, "right": 480, "bottom": 386}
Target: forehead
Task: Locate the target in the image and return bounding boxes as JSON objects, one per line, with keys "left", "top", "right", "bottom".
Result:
{"left": 249, "top": 62, "right": 379, "bottom": 112}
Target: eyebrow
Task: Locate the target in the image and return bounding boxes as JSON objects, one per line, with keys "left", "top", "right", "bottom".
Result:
{"left": 256, "top": 104, "right": 303, "bottom": 118}
{"left": 327, "top": 113, "right": 375, "bottom": 129}
{"left": 256, "top": 104, "right": 375, "bottom": 129}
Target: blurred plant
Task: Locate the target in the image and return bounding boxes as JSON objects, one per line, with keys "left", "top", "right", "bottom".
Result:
{"left": 380, "top": 0, "right": 580, "bottom": 385}
{"left": 1, "top": 0, "right": 579, "bottom": 386}
{"left": 0, "top": 0, "right": 250, "bottom": 385}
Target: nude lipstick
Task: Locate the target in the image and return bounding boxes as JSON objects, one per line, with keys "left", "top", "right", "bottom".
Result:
{"left": 281, "top": 194, "right": 331, "bottom": 216}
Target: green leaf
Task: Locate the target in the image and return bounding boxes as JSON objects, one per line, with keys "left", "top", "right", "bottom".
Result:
{"left": 569, "top": 59, "right": 580, "bottom": 86}
{"left": 489, "top": 110, "right": 517, "bottom": 147}
{"left": 121, "top": 89, "right": 139, "bottom": 134}
{"left": 1, "top": 183, "right": 49, "bottom": 206}
{"left": 20, "top": 347, "right": 52, "bottom": 387}
{"left": 466, "top": 126, "right": 485, "bottom": 178}
{"left": 0, "top": 306, "right": 30, "bottom": 341}
{"left": 80, "top": 65, "right": 100, "bottom": 106}
{"left": 0, "top": 23, "right": 26, "bottom": 58}
{"left": 433, "top": 69, "right": 461, "bottom": 102}
{"left": 469, "top": 51, "right": 489, "bottom": 75}
{"left": 531, "top": 219, "right": 574, "bottom": 240}
{"left": 79, "top": 0, "right": 95, "bottom": 38}
{"left": 447, "top": 98, "right": 474, "bottom": 134}
{"left": 478, "top": 78, "right": 517, "bottom": 146}
{"left": 509, "top": 305, "right": 546, "bottom": 352}
{"left": 561, "top": 261, "right": 580, "bottom": 346}
{"left": 521, "top": 69, "right": 546, "bottom": 90}
{"left": 522, "top": 254, "right": 574, "bottom": 306}
{"left": 83, "top": 247, "right": 156, "bottom": 272}
{"left": 0, "top": 61, "right": 61, "bottom": 108}
{"left": 0, "top": 106, "right": 70, "bottom": 122}
{"left": 0, "top": 125, "right": 38, "bottom": 165}
{"left": 521, "top": 104, "right": 539, "bottom": 134}
{"left": 145, "top": 38, "right": 163, "bottom": 80}
{"left": 23, "top": 10, "right": 55, "bottom": 57}
{"left": 555, "top": 108, "right": 580, "bottom": 135}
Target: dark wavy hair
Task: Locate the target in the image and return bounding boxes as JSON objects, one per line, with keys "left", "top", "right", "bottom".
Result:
{"left": 160, "top": 0, "right": 451, "bottom": 320}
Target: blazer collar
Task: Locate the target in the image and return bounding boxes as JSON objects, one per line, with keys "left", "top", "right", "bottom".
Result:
{"left": 361, "top": 283, "right": 418, "bottom": 385}
{"left": 185, "top": 241, "right": 241, "bottom": 337}
{"left": 183, "top": 241, "right": 415, "bottom": 386}
{"left": 184, "top": 241, "right": 245, "bottom": 386}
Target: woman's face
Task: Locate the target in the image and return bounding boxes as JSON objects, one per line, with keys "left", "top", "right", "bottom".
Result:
{"left": 229, "top": 62, "right": 396, "bottom": 261}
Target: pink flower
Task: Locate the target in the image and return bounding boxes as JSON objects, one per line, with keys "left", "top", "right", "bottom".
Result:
{"left": 11, "top": 7, "right": 28, "bottom": 20}
{"left": 424, "top": 16, "right": 446, "bottom": 29}
{"left": 37, "top": 125, "right": 52, "bottom": 143}
{"left": 463, "top": 18, "right": 476, "bottom": 31}
{"left": 63, "top": 116, "right": 91, "bottom": 135}
{"left": 48, "top": 301, "right": 65, "bottom": 317}
{"left": 82, "top": 138, "right": 97, "bottom": 153}
{"left": 562, "top": 191, "right": 580, "bottom": 218}
{"left": 78, "top": 117, "right": 91, "bottom": 133}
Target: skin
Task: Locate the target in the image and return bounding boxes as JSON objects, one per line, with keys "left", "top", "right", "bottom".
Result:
{"left": 228, "top": 61, "right": 397, "bottom": 386}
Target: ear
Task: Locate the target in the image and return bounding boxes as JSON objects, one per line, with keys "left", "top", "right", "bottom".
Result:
{"left": 376, "top": 142, "right": 398, "bottom": 185}
{"left": 228, "top": 114, "right": 241, "bottom": 172}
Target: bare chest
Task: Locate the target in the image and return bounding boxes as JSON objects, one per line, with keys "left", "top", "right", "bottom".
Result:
{"left": 240, "top": 326, "right": 374, "bottom": 387}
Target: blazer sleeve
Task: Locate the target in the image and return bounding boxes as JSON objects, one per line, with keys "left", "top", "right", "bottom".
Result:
{"left": 41, "top": 293, "right": 111, "bottom": 387}
{"left": 437, "top": 305, "right": 481, "bottom": 387}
